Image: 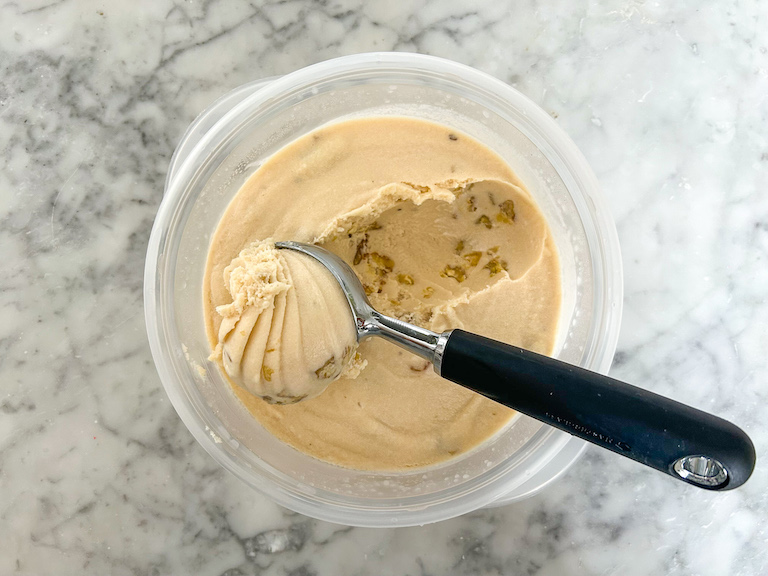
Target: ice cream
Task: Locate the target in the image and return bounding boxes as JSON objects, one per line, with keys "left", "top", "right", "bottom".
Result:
{"left": 317, "top": 178, "right": 548, "bottom": 332}
{"left": 210, "top": 240, "right": 364, "bottom": 404}
{"left": 205, "top": 116, "right": 561, "bottom": 470}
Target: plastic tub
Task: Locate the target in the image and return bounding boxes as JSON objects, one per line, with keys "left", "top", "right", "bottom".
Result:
{"left": 145, "top": 53, "right": 623, "bottom": 527}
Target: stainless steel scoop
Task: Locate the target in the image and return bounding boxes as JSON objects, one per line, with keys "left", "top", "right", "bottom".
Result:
{"left": 276, "top": 241, "right": 756, "bottom": 491}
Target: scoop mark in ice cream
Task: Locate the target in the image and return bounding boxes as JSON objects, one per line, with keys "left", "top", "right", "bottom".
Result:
{"left": 319, "top": 178, "right": 548, "bottom": 327}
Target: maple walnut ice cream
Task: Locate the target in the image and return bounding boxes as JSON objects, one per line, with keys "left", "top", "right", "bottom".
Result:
{"left": 204, "top": 117, "right": 561, "bottom": 471}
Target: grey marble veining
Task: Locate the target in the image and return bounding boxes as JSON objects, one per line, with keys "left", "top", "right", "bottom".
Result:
{"left": 1, "top": 0, "right": 766, "bottom": 574}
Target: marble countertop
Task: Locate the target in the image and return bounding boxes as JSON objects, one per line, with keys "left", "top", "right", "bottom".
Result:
{"left": 2, "top": 0, "right": 766, "bottom": 574}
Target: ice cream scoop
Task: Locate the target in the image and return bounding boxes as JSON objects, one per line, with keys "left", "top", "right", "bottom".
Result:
{"left": 276, "top": 241, "right": 756, "bottom": 490}
{"left": 211, "top": 240, "right": 364, "bottom": 404}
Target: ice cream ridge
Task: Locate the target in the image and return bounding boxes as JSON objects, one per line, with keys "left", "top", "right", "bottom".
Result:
{"left": 205, "top": 117, "right": 562, "bottom": 471}
{"left": 210, "top": 240, "right": 365, "bottom": 404}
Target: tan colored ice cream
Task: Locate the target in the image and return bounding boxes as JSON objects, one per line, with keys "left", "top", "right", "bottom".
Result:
{"left": 318, "top": 178, "right": 549, "bottom": 331}
{"left": 205, "top": 117, "right": 561, "bottom": 471}
{"left": 210, "top": 240, "right": 364, "bottom": 404}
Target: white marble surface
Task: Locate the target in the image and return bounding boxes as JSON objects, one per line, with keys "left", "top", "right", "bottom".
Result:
{"left": 1, "top": 0, "right": 766, "bottom": 574}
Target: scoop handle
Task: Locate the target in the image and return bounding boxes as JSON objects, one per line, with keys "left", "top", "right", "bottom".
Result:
{"left": 439, "top": 329, "right": 756, "bottom": 490}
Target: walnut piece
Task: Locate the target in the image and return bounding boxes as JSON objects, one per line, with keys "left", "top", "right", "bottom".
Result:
{"left": 463, "top": 251, "right": 482, "bottom": 267}
{"left": 484, "top": 258, "right": 508, "bottom": 276}
{"left": 441, "top": 265, "right": 467, "bottom": 283}
{"left": 476, "top": 214, "right": 492, "bottom": 229}
{"left": 497, "top": 199, "right": 516, "bottom": 223}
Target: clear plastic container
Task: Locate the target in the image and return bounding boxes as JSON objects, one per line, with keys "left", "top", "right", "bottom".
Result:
{"left": 145, "top": 53, "right": 623, "bottom": 527}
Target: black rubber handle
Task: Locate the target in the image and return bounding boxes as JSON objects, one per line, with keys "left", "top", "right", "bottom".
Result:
{"left": 440, "top": 330, "right": 755, "bottom": 490}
